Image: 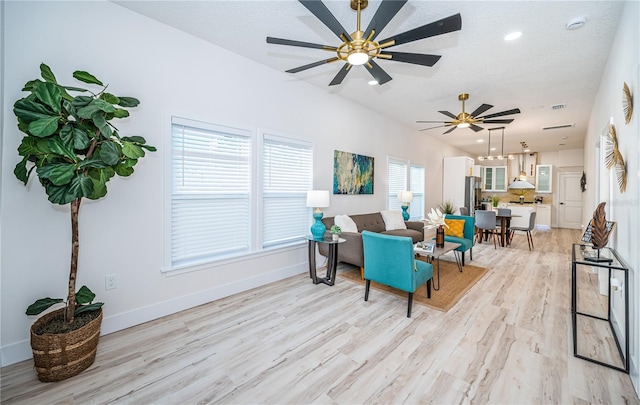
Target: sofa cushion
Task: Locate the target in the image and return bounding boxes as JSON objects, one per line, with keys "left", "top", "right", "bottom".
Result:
{"left": 382, "top": 229, "right": 423, "bottom": 244}
{"left": 444, "top": 218, "right": 465, "bottom": 238}
{"left": 380, "top": 210, "right": 407, "bottom": 231}
{"left": 334, "top": 214, "right": 358, "bottom": 233}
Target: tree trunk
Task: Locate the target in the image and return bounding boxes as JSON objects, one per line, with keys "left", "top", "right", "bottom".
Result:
{"left": 66, "top": 198, "right": 81, "bottom": 323}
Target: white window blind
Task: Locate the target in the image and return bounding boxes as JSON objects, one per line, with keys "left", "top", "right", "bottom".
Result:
{"left": 171, "top": 118, "right": 252, "bottom": 267}
{"left": 410, "top": 164, "right": 425, "bottom": 219}
{"left": 262, "top": 134, "right": 313, "bottom": 247}
{"left": 388, "top": 158, "right": 407, "bottom": 211}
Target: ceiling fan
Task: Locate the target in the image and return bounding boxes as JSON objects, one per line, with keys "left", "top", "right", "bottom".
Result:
{"left": 266, "top": 0, "right": 462, "bottom": 86}
{"left": 417, "top": 93, "right": 521, "bottom": 134}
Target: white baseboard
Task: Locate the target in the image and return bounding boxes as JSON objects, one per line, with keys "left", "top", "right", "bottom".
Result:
{"left": 1, "top": 262, "right": 307, "bottom": 367}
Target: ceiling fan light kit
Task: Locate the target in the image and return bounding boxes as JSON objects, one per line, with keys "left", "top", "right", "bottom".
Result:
{"left": 266, "top": 0, "right": 462, "bottom": 86}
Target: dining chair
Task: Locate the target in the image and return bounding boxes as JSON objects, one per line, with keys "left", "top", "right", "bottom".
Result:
{"left": 496, "top": 208, "right": 511, "bottom": 227}
{"left": 475, "top": 210, "right": 498, "bottom": 249}
{"left": 459, "top": 206, "right": 469, "bottom": 216}
{"left": 509, "top": 211, "right": 537, "bottom": 250}
{"left": 362, "top": 231, "right": 433, "bottom": 318}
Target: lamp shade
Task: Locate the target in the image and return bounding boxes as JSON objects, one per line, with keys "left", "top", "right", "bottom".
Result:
{"left": 306, "top": 190, "right": 330, "bottom": 208}
{"left": 508, "top": 180, "right": 535, "bottom": 190}
{"left": 397, "top": 191, "right": 413, "bottom": 203}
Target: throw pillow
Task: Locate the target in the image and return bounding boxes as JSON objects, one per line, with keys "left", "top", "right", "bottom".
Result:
{"left": 380, "top": 210, "right": 407, "bottom": 231}
{"left": 334, "top": 214, "right": 358, "bottom": 233}
{"left": 444, "top": 218, "right": 465, "bottom": 238}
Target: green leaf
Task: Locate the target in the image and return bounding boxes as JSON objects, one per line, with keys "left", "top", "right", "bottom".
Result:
{"left": 117, "top": 96, "right": 139, "bottom": 108}
{"left": 60, "top": 124, "right": 91, "bottom": 150}
{"left": 112, "top": 108, "right": 130, "bottom": 119}
{"left": 99, "top": 141, "right": 120, "bottom": 165}
{"left": 22, "top": 79, "right": 44, "bottom": 92}
{"left": 34, "top": 82, "right": 62, "bottom": 113}
{"left": 71, "top": 96, "right": 93, "bottom": 109}
{"left": 75, "top": 285, "right": 96, "bottom": 305}
{"left": 26, "top": 298, "right": 64, "bottom": 316}
{"left": 75, "top": 302, "right": 103, "bottom": 316}
{"left": 47, "top": 137, "right": 78, "bottom": 162}
{"left": 121, "top": 136, "right": 146, "bottom": 144}
{"left": 86, "top": 167, "right": 115, "bottom": 200}
{"left": 76, "top": 102, "right": 100, "bottom": 120}
{"left": 79, "top": 156, "right": 110, "bottom": 169}
{"left": 17, "top": 136, "right": 41, "bottom": 157}
{"left": 14, "top": 96, "right": 56, "bottom": 123}
{"left": 28, "top": 116, "right": 60, "bottom": 137}
{"left": 91, "top": 113, "right": 112, "bottom": 138}
{"left": 141, "top": 144, "right": 157, "bottom": 152}
{"left": 122, "top": 141, "right": 145, "bottom": 159}
{"left": 115, "top": 163, "right": 134, "bottom": 177}
{"left": 76, "top": 174, "right": 94, "bottom": 198}
{"left": 41, "top": 178, "right": 78, "bottom": 205}
{"left": 100, "top": 93, "right": 120, "bottom": 104}
{"left": 93, "top": 98, "right": 116, "bottom": 113}
{"left": 39, "top": 63, "right": 57, "bottom": 83}
{"left": 37, "top": 163, "right": 76, "bottom": 186}
{"left": 73, "top": 70, "right": 103, "bottom": 86}
{"left": 14, "top": 157, "right": 29, "bottom": 184}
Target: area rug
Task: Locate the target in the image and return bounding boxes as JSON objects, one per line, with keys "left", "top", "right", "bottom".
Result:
{"left": 338, "top": 259, "right": 488, "bottom": 312}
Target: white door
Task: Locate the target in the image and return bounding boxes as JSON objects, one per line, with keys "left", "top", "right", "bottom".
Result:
{"left": 558, "top": 172, "right": 583, "bottom": 229}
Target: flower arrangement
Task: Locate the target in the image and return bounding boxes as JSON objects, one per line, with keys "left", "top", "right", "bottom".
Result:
{"left": 425, "top": 208, "right": 449, "bottom": 229}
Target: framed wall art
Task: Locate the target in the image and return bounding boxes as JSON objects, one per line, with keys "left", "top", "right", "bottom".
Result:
{"left": 333, "top": 150, "right": 374, "bottom": 195}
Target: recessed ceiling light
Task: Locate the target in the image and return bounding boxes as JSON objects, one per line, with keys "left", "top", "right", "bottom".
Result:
{"left": 566, "top": 17, "right": 586, "bottom": 30}
{"left": 490, "top": 147, "right": 497, "bottom": 151}
{"left": 504, "top": 31, "right": 522, "bottom": 41}
{"left": 523, "top": 148, "right": 530, "bottom": 152}
{"left": 477, "top": 139, "right": 484, "bottom": 143}
{"left": 561, "top": 136, "right": 568, "bottom": 139}
{"left": 368, "top": 80, "right": 378, "bottom": 86}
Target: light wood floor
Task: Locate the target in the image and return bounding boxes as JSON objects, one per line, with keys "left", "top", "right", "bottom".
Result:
{"left": 2, "top": 228, "right": 639, "bottom": 404}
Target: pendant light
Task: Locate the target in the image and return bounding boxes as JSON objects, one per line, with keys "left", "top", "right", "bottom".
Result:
{"left": 478, "top": 127, "right": 514, "bottom": 161}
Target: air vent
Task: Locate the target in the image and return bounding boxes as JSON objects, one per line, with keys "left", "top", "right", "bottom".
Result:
{"left": 542, "top": 123, "right": 574, "bottom": 130}
{"left": 551, "top": 103, "right": 566, "bottom": 110}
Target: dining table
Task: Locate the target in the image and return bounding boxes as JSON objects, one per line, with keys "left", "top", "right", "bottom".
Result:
{"left": 495, "top": 213, "right": 522, "bottom": 247}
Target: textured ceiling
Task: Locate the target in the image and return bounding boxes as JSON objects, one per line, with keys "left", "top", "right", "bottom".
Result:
{"left": 114, "top": 0, "right": 624, "bottom": 157}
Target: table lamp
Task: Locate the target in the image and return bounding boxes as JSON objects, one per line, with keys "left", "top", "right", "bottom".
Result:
{"left": 397, "top": 191, "right": 413, "bottom": 220}
{"left": 306, "top": 190, "right": 330, "bottom": 240}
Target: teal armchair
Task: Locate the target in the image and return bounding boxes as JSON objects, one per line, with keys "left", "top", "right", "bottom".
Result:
{"left": 442, "top": 214, "right": 476, "bottom": 265}
{"left": 362, "top": 231, "right": 433, "bottom": 317}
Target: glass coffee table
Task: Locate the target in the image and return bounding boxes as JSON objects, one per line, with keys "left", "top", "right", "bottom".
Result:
{"left": 414, "top": 241, "right": 462, "bottom": 290}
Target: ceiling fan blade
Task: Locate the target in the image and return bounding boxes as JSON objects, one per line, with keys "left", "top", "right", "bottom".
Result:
{"left": 378, "top": 13, "right": 462, "bottom": 47}
{"left": 329, "top": 64, "right": 351, "bottom": 86}
{"left": 416, "top": 120, "right": 452, "bottom": 124}
{"left": 470, "top": 124, "right": 484, "bottom": 132}
{"left": 479, "top": 108, "right": 521, "bottom": 119}
{"left": 419, "top": 124, "right": 449, "bottom": 131}
{"left": 469, "top": 103, "right": 493, "bottom": 118}
{"left": 439, "top": 110, "right": 457, "bottom": 119}
{"left": 482, "top": 118, "right": 515, "bottom": 124}
{"left": 287, "top": 58, "right": 339, "bottom": 73}
{"left": 379, "top": 51, "right": 441, "bottom": 67}
{"left": 443, "top": 126, "right": 457, "bottom": 135}
{"left": 365, "top": 60, "right": 393, "bottom": 85}
{"left": 299, "top": 0, "right": 352, "bottom": 41}
{"left": 267, "top": 37, "right": 337, "bottom": 51}
{"left": 364, "top": 0, "right": 408, "bottom": 41}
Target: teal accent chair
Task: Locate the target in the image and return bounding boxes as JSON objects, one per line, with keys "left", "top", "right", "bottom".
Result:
{"left": 442, "top": 214, "right": 476, "bottom": 265}
{"left": 362, "top": 231, "right": 433, "bottom": 318}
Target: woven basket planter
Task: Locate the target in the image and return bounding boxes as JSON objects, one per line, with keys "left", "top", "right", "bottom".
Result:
{"left": 30, "top": 308, "right": 102, "bottom": 382}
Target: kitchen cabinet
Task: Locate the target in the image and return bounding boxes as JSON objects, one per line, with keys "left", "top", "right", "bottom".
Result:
{"left": 536, "top": 164, "right": 553, "bottom": 193}
{"left": 483, "top": 166, "right": 507, "bottom": 192}
{"left": 443, "top": 156, "right": 475, "bottom": 213}
{"left": 535, "top": 204, "right": 551, "bottom": 227}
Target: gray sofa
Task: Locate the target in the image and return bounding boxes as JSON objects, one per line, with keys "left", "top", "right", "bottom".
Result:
{"left": 317, "top": 212, "right": 424, "bottom": 269}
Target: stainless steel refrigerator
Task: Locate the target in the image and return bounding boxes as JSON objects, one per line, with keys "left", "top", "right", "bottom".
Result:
{"left": 464, "top": 176, "right": 482, "bottom": 215}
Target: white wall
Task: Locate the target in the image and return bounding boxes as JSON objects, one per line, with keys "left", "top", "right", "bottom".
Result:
{"left": 0, "top": 1, "right": 464, "bottom": 365}
{"left": 584, "top": 0, "right": 639, "bottom": 394}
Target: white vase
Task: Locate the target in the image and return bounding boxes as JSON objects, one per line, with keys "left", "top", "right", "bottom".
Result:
{"left": 332, "top": 234, "right": 339, "bottom": 241}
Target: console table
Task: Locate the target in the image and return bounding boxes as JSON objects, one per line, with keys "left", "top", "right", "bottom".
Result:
{"left": 571, "top": 244, "right": 629, "bottom": 373}
{"left": 306, "top": 236, "right": 345, "bottom": 286}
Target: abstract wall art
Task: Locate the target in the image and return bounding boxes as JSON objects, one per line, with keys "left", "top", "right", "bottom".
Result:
{"left": 333, "top": 150, "right": 374, "bottom": 195}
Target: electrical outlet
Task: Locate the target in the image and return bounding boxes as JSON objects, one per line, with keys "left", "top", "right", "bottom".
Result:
{"left": 105, "top": 274, "right": 118, "bottom": 290}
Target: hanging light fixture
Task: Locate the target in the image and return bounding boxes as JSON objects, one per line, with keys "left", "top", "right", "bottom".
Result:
{"left": 477, "top": 127, "right": 515, "bottom": 161}
{"left": 508, "top": 141, "right": 535, "bottom": 199}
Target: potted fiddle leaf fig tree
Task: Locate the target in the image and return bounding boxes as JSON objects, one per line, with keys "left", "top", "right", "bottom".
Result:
{"left": 13, "top": 63, "right": 155, "bottom": 382}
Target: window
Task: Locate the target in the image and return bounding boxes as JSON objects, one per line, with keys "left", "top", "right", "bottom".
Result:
{"left": 262, "top": 134, "right": 313, "bottom": 248}
{"left": 168, "top": 117, "right": 312, "bottom": 271}
{"left": 387, "top": 158, "right": 425, "bottom": 220}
